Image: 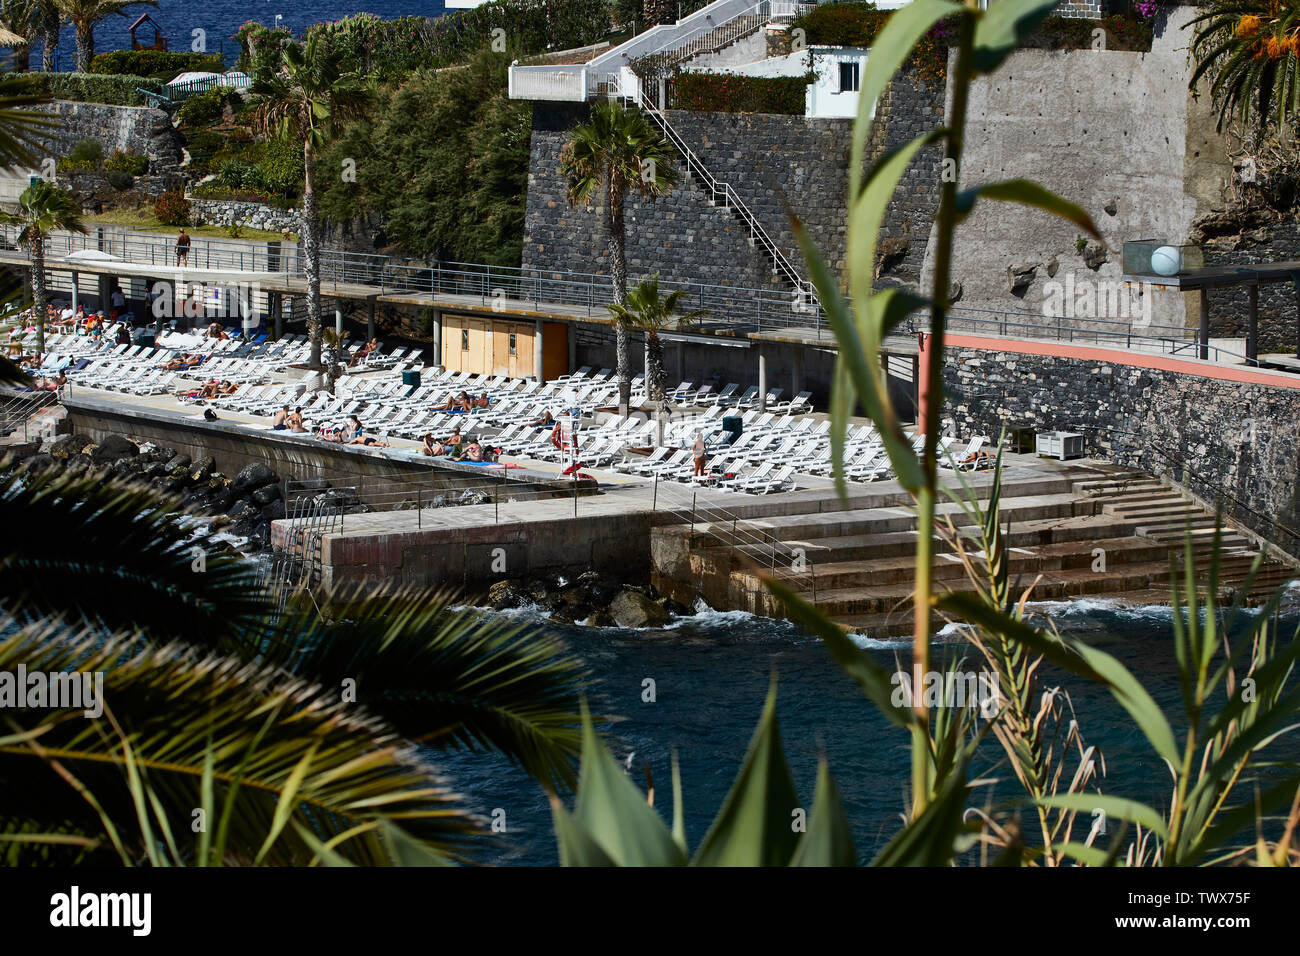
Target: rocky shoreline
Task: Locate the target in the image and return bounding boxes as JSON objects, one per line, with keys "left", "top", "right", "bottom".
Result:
{"left": 485, "top": 572, "right": 691, "bottom": 629}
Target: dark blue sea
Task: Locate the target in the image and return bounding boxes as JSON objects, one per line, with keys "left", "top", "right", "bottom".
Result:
{"left": 34, "top": 1, "right": 449, "bottom": 70}
{"left": 437, "top": 593, "right": 1300, "bottom": 865}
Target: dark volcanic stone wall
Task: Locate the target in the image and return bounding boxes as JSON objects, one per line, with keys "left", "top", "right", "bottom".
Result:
{"left": 942, "top": 347, "right": 1300, "bottom": 555}
{"left": 1197, "top": 216, "right": 1300, "bottom": 353}
{"left": 521, "top": 66, "right": 944, "bottom": 293}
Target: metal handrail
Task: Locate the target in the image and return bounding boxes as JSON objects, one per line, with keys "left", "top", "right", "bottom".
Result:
{"left": 618, "top": 80, "right": 816, "bottom": 303}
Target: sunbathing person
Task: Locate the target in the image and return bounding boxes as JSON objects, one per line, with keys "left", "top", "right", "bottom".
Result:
{"left": 342, "top": 415, "right": 390, "bottom": 447}
{"left": 443, "top": 426, "right": 464, "bottom": 454}
{"left": 34, "top": 372, "right": 67, "bottom": 392}
{"left": 287, "top": 408, "right": 307, "bottom": 433}
{"left": 471, "top": 392, "right": 490, "bottom": 409}
{"left": 271, "top": 406, "right": 290, "bottom": 430}
{"left": 463, "top": 440, "right": 484, "bottom": 462}
{"left": 528, "top": 409, "right": 555, "bottom": 428}
{"left": 348, "top": 337, "right": 380, "bottom": 367}
{"left": 420, "top": 432, "right": 447, "bottom": 456}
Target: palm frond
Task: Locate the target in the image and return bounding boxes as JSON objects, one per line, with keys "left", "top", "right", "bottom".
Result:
{"left": 0, "top": 623, "right": 482, "bottom": 865}
{"left": 0, "top": 468, "right": 274, "bottom": 648}
{"left": 267, "top": 587, "right": 592, "bottom": 792}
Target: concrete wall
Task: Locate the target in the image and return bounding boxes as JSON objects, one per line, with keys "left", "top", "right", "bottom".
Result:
{"left": 927, "top": 6, "right": 1231, "bottom": 336}
{"left": 940, "top": 342, "right": 1300, "bottom": 556}
{"left": 316, "top": 509, "right": 664, "bottom": 595}
{"left": 62, "top": 398, "right": 575, "bottom": 506}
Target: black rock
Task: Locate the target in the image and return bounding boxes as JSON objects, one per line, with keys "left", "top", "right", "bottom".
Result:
{"left": 210, "top": 488, "right": 238, "bottom": 511}
{"left": 48, "top": 434, "right": 92, "bottom": 460}
{"left": 487, "top": 580, "right": 526, "bottom": 610}
{"left": 251, "top": 483, "right": 281, "bottom": 506}
{"left": 260, "top": 500, "right": 286, "bottom": 521}
{"left": 189, "top": 456, "right": 214, "bottom": 482}
{"left": 661, "top": 597, "right": 690, "bottom": 617}
{"left": 92, "top": 434, "right": 138, "bottom": 463}
{"left": 165, "top": 454, "right": 191, "bottom": 471}
{"left": 228, "top": 499, "right": 257, "bottom": 520}
{"left": 145, "top": 462, "right": 168, "bottom": 479}
{"left": 234, "top": 461, "right": 277, "bottom": 491}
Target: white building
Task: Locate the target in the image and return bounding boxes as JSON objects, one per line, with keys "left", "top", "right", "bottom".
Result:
{"left": 686, "top": 45, "right": 873, "bottom": 119}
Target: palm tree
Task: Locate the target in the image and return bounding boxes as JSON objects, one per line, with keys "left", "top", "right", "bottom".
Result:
{"left": 34, "top": 0, "right": 57, "bottom": 71}
{"left": 0, "top": 0, "right": 38, "bottom": 70}
{"left": 0, "top": 467, "right": 593, "bottom": 863}
{"left": 252, "top": 35, "right": 370, "bottom": 371}
{"left": 607, "top": 273, "right": 706, "bottom": 404}
{"left": 560, "top": 100, "right": 678, "bottom": 414}
{"left": 0, "top": 179, "right": 85, "bottom": 353}
{"left": 55, "top": 0, "right": 155, "bottom": 73}
{"left": 0, "top": 74, "right": 57, "bottom": 167}
{"left": 1189, "top": 0, "right": 1300, "bottom": 131}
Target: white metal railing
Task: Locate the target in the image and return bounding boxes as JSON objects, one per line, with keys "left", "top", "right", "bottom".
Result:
{"left": 509, "top": 0, "right": 783, "bottom": 101}
{"left": 507, "top": 65, "right": 589, "bottom": 101}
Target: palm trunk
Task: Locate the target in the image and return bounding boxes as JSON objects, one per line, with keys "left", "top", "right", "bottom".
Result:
{"left": 74, "top": 22, "right": 91, "bottom": 73}
{"left": 30, "top": 232, "right": 46, "bottom": 353}
{"left": 10, "top": 43, "right": 31, "bottom": 72}
{"left": 302, "top": 137, "right": 323, "bottom": 370}
{"left": 646, "top": 329, "right": 666, "bottom": 403}
{"left": 608, "top": 183, "right": 630, "bottom": 413}
{"left": 41, "top": 9, "right": 57, "bottom": 72}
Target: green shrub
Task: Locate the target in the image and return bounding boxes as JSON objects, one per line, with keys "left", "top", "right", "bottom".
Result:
{"left": 56, "top": 157, "right": 95, "bottom": 173}
{"left": 255, "top": 136, "right": 304, "bottom": 197}
{"left": 62, "top": 138, "right": 104, "bottom": 171}
{"left": 38, "top": 72, "right": 163, "bottom": 106}
{"left": 239, "top": 1, "right": 613, "bottom": 81}
{"left": 104, "top": 150, "right": 148, "bottom": 176}
{"left": 89, "top": 50, "right": 225, "bottom": 80}
{"left": 106, "top": 170, "right": 134, "bottom": 190}
{"left": 176, "top": 88, "right": 230, "bottom": 128}
{"left": 217, "top": 156, "right": 257, "bottom": 191}
{"left": 183, "top": 130, "right": 227, "bottom": 175}
{"left": 154, "top": 190, "right": 191, "bottom": 226}
{"left": 669, "top": 73, "right": 812, "bottom": 114}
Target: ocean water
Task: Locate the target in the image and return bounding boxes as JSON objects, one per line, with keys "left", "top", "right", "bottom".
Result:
{"left": 34, "top": 1, "right": 449, "bottom": 69}
{"left": 437, "top": 593, "right": 1300, "bottom": 866}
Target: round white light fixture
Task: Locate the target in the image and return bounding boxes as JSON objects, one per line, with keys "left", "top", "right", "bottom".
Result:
{"left": 1150, "top": 245, "right": 1182, "bottom": 277}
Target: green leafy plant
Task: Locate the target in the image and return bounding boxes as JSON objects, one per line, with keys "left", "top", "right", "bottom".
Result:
{"left": 176, "top": 87, "right": 232, "bottom": 128}
{"left": 88, "top": 49, "right": 224, "bottom": 79}
{"left": 550, "top": 0, "right": 1300, "bottom": 869}
{"left": 669, "top": 72, "right": 812, "bottom": 114}
{"left": 103, "top": 148, "right": 146, "bottom": 175}
{"left": 0, "top": 467, "right": 593, "bottom": 864}
{"left": 607, "top": 273, "right": 708, "bottom": 403}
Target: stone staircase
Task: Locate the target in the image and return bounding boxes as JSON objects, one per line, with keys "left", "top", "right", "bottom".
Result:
{"left": 651, "top": 468, "right": 1299, "bottom": 638}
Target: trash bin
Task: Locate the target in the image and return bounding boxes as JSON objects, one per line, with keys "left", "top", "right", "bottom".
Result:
{"left": 721, "top": 415, "right": 743, "bottom": 443}
{"left": 402, "top": 369, "right": 421, "bottom": 388}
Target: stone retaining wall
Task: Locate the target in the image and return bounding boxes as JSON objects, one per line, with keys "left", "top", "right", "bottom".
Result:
{"left": 941, "top": 346, "right": 1300, "bottom": 555}
{"left": 189, "top": 198, "right": 301, "bottom": 234}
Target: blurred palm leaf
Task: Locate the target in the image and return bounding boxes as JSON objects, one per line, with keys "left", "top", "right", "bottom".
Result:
{"left": 0, "top": 623, "right": 480, "bottom": 865}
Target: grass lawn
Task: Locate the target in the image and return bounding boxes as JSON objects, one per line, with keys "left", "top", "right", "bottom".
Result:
{"left": 85, "top": 209, "right": 296, "bottom": 242}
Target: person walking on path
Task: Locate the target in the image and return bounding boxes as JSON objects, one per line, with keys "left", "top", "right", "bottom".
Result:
{"left": 175, "top": 229, "right": 191, "bottom": 267}
{"left": 692, "top": 432, "right": 707, "bottom": 477}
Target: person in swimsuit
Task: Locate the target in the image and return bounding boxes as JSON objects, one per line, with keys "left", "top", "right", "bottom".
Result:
{"left": 175, "top": 228, "right": 191, "bottom": 267}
